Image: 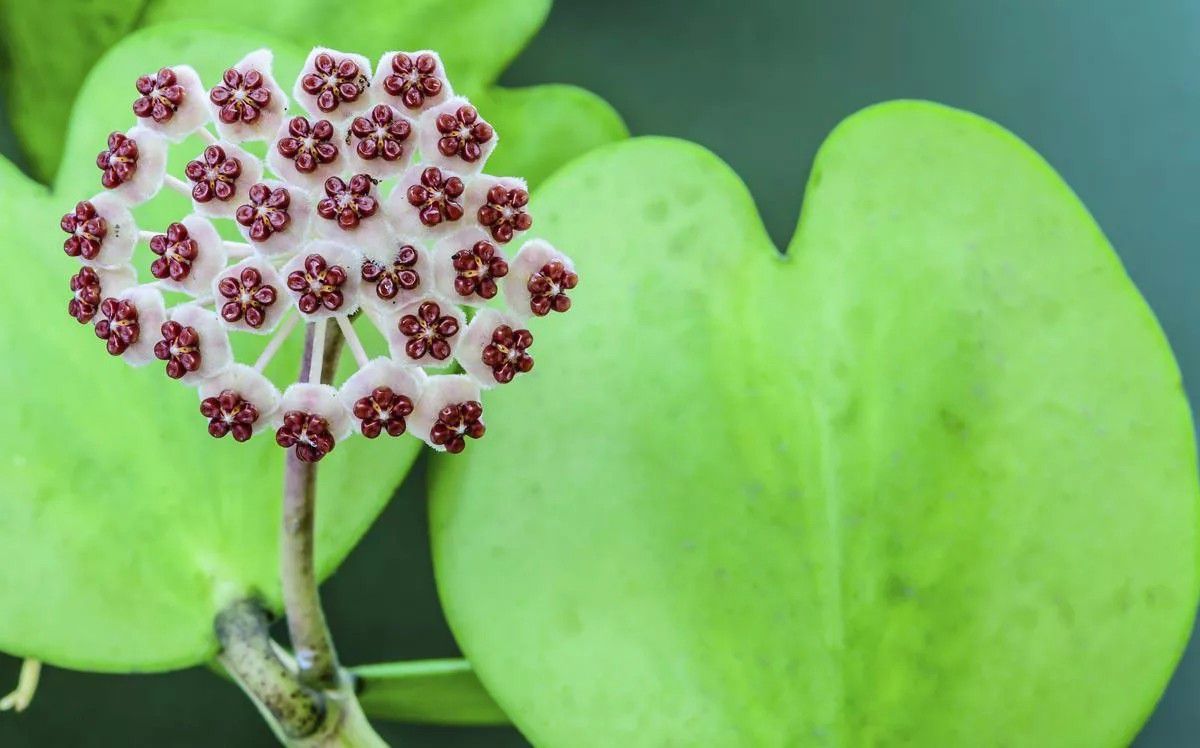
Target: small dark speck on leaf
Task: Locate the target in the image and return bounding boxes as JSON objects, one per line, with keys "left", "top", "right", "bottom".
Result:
{"left": 938, "top": 407, "right": 968, "bottom": 438}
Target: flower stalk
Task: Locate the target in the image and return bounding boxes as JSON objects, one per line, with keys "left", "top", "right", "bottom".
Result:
{"left": 281, "top": 321, "right": 342, "bottom": 689}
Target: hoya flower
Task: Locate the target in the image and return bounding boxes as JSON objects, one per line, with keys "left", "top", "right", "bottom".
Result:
{"left": 465, "top": 176, "right": 533, "bottom": 244}
{"left": 234, "top": 181, "right": 313, "bottom": 255}
{"left": 503, "top": 239, "right": 579, "bottom": 317}
{"left": 409, "top": 375, "right": 485, "bottom": 454}
{"left": 60, "top": 193, "right": 137, "bottom": 267}
{"left": 389, "top": 165, "right": 466, "bottom": 238}
{"left": 372, "top": 50, "right": 452, "bottom": 113}
{"left": 56, "top": 45, "right": 576, "bottom": 462}
{"left": 458, "top": 308, "right": 534, "bottom": 388}
{"left": 433, "top": 231, "right": 510, "bottom": 305}
{"left": 184, "top": 143, "right": 263, "bottom": 218}
{"left": 131, "top": 65, "right": 208, "bottom": 141}
{"left": 419, "top": 98, "right": 497, "bottom": 174}
{"left": 345, "top": 105, "right": 415, "bottom": 179}
{"left": 207, "top": 49, "right": 288, "bottom": 142}
{"left": 268, "top": 116, "right": 342, "bottom": 190}
{"left": 95, "top": 127, "right": 167, "bottom": 205}
{"left": 147, "top": 216, "right": 227, "bottom": 295}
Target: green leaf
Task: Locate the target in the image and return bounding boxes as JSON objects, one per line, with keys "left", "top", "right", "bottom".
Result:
{"left": 429, "top": 101, "right": 1200, "bottom": 745}
{"left": 0, "top": 20, "right": 619, "bottom": 673}
{"left": 1, "top": 0, "right": 589, "bottom": 182}
{"left": 353, "top": 659, "right": 508, "bottom": 725}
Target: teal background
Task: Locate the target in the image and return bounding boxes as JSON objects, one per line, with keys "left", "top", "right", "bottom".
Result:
{"left": 0, "top": 0, "right": 1196, "bottom": 744}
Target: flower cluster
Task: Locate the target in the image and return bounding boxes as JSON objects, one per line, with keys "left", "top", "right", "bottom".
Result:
{"left": 60, "top": 48, "right": 578, "bottom": 461}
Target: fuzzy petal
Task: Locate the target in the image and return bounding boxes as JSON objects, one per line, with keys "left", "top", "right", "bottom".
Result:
{"left": 212, "top": 256, "right": 288, "bottom": 335}
{"left": 108, "top": 285, "right": 167, "bottom": 367}
{"left": 276, "top": 382, "right": 353, "bottom": 442}
{"left": 417, "top": 96, "right": 498, "bottom": 177}
{"left": 409, "top": 374, "right": 483, "bottom": 453}
{"left": 197, "top": 363, "right": 282, "bottom": 437}
{"left": 458, "top": 308, "right": 533, "bottom": 389}
{"left": 292, "top": 47, "right": 372, "bottom": 124}
{"left": 132, "top": 64, "right": 210, "bottom": 142}
{"left": 280, "top": 240, "right": 364, "bottom": 321}
{"left": 370, "top": 50, "right": 453, "bottom": 115}
{"left": 150, "top": 215, "right": 226, "bottom": 296}
{"left": 502, "top": 238, "right": 577, "bottom": 320}
{"left": 102, "top": 127, "right": 167, "bottom": 207}
{"left": 431, "top": 228, "right": 510, "bottom": 307}
{"left": 79, "top": 192, "right": 138, "bottom": 268}
{"left": 209, "top": 49, "right": 289, "bottom": 143}
{"left": 163, "top": 304, "right": 233, "bottom": 385}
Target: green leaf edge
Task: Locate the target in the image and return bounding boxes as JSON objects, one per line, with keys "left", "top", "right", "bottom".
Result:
{"left": 428, "top": 99, "right": 1200, "bottom": 746}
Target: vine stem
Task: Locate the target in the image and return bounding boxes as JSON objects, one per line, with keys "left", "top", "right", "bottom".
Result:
{"left": 282, "top": 320, "right": 341, "bottom": 689}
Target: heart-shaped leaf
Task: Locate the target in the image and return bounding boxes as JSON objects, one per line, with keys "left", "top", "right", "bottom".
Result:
{"left": 353, "top": 658, "right": 508, "bottom": 725}
{"left": 0, "top": 22, "right": 621, "bottom": 673}
{"left": 1, "top": 0, "right": 617, "bottom": 184}
{"left": 429, "top": 102, "right": 1200, "bottom": 745}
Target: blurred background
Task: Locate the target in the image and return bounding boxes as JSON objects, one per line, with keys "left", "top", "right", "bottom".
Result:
{"left": 1, "top": 0, "right": 1197, "bottom": 744}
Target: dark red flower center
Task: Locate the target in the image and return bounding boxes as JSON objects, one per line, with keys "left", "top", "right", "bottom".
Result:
{"left": 451, "top": 240, "right": 508, "bottom": 299}
{"left": 185, "top": 145, "right": 243, "bottom": 203}
{"left": 235, "top": 183, "right": 292, "bottom": 241}
{"left": 353, "top": 387, "right": 414, "bottom": 438}
{"left": 361, "top": 245, "right": 420, "bottom": 300}
{"left": 275, "top": 410, "right": 336, "bottom": 462}
{"left": 397, "top": 301, "right": 459, "bottom": 360}
{"left": 434, "top": 105, "right": 493, "bottom": 163}
{"left": 276, "top": 117, "right": 339, "bottom": 174}
{"left": 149, "top": 223, "right": 199, "bottom": 282}
{"left": 477, "top": 185, "right": 532, "bottom": 243}
{"left": 287, "top": 254, "right": 348, "bottom": 314}
{"left": 96, "top": 132, "right": 139, "bottom": 189}
{"left": 94, "top": 297, "right": 140, "bottom": 355}
{"left": 429, "top": 401, "right": 485, "bottom": 454}
{"left": 349, "top": 105, "right": 411, "bottom": 161}
{"left": 300, "top": 52, "right": 366, "bottom": 113}
{"left": 528, "top": 261, "right": 579, "bottom": 316}
{"left": 133, "top": 67, "right": 184, "bottom": 123}
{"left": 218, "top": 267, "right": 278, "bottom": 328}
{"left": 60, "top": 201, "right": 108, "bottom": 260}
{"left": 316, "top": 175, "right": 377, "bottom": 229}
{"left": 405, "top": 167, "right": 464, "bottom": 226}
{"left": 154, "top": 321, "right": 203, "bottom": 379}
{"left": 200, "top": 390, "right": 260, "bottom": 442}
{"left": 382, "top": 52, "right": 444, "bottom": 110}
{"left": 480, "top": 325, "right": 534, "bottom": 384}
{"left": 68, "top": 267, "right": 103, "bottom": 324}
{"left": 209, "top": 68, "right": 271, "bottom": 124}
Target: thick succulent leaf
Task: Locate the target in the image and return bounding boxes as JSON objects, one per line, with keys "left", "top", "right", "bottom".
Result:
{"left": 1, "top": 0, "right": 555, "bottom": 181}
{"left": 430, "top": 102, "right": 1199, "bottom": 745}
{"left": 353, "top": 659, "right": 508, "bottom": 725}
{"left": 0, "top": 0, "right": 145, "bottom": 181}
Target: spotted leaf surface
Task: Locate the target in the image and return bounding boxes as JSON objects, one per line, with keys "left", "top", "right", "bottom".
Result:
{"left": 430, "top": 103, "right": 1200, "bottom": 745}
{"left": 0, "top": 21, "right": 619, "bottom": 672}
